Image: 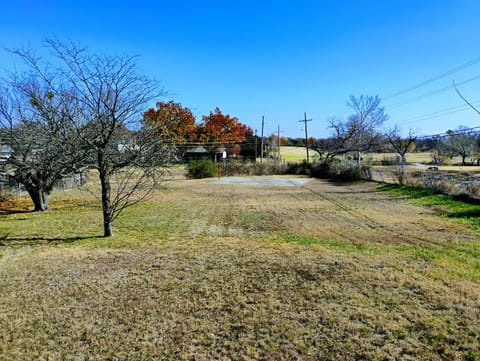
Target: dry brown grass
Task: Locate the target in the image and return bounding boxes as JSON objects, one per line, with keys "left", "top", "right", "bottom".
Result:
{"left": 0, "top": 178, "right": 479, "bottom": 360}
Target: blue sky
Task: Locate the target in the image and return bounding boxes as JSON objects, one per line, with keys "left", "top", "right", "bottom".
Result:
{"left": 1, "top": 0, "right": 480, "bottom": 139}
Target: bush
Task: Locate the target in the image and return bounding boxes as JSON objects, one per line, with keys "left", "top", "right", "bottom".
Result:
{"left": 186, "top": 159, "right": 372, "bottom": 182}
{"left": 217, "top": 160, "right": 289, "bottom": 177}
{"left": 309, "top": 161, "right": 371, "bottom": 182}
{"left": 285, "top": 160, "right": 310, "bottom": 175}
{"left": 186, "top": 160, "right": 218, "bottom": 179}
{"left": 309, "top": 162, "right": 330, "bottom": 178}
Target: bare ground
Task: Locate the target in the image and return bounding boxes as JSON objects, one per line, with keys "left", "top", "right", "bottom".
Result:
{"left": 0, "top": 177, "right": 479, "bottom": 360}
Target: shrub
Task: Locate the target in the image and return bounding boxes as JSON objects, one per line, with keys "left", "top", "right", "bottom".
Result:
{"left": 309, "top": 161, "right": 371, "bottom": 182}
{"left": 309, "top": 162, "right": 331, "bottom": 178}
{"left": 285, "top": 160, "right": 310, "bottom": 175}
{"left": 186, "top": 159, "right": 373, "bottom": 182}
{"left": 219, "top": 160, "right": 288, "bottom": 177}
{"left": 251, "top": 161, "right": 288, "bottom": 176}
{"left": 329, "top": 162, "right": 371, "bottom": 182}
{"left": 186, "top": 160, "right": 218, "bottom": 179}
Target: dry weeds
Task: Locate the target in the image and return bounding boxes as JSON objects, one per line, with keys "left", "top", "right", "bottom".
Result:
{"left": 0, "top": 177, "right": 479, "bottom": 360}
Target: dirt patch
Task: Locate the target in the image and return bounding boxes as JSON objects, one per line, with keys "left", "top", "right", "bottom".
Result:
{"left": 209, "top": 176, "right": 311, "bottom": 187}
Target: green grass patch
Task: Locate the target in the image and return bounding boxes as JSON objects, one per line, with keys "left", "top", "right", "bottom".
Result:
{"left": 378, "top": 183, "right": 480, "bottom": 230}
{"left": 275, "top": 232, "right": 480, "bottom": 282}
{"left": 275, "top": 233, "right": 372, "bottom": 252}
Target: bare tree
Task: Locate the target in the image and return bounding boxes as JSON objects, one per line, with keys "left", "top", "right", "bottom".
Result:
{"left": 327, "top": 95, "right": 388, "bottom": 162}
{"left": 386, "top": 127, "right": 417, "bottom": 176}
{"left": 452, "top": 83, "right": 480, "bottom": 165}
{"left": 442, "top": 127, "right": 477, "bottom": 166}
{"left": 0, "top": 81, "right": 79, "bottom": 211}
{"left": 11, "top": 39, "right": 168, "bottom": 236}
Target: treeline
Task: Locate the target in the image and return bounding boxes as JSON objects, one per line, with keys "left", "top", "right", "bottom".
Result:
{"left": 281, "top": 130, "right": 480, "bottom": 167}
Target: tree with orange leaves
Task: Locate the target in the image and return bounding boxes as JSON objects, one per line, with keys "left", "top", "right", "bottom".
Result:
{"left": 143, "top": 101, "right": 197, "bottom": 143}
{"left": 199, "top": 107, "right": 253, "bottom": 146}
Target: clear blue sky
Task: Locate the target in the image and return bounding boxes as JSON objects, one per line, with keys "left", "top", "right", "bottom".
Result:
{"left": 1, "top": 0, "right": 480, "bottom": 139}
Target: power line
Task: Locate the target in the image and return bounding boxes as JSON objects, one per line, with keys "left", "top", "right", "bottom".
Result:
{"left": 416, "top": 125, "right": 480, "bottom": 140}
{"left": 386, "top": 74, "right": 480, "bottom": 109}
{"left": 382, "top": 56, "right": 480, "bottom": 100}
{"left": 399, "top": 99, "right": 480, "bottom": 125}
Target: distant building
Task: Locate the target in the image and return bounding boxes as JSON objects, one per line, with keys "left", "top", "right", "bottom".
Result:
{"left": 183, "top": 146, "right": 211, "bottom": 161}
{"left": 0, "top": 144, "right": 12, "bottom": 163}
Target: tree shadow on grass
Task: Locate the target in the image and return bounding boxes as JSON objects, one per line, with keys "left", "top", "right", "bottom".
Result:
{"left": 446, "top": 209, "right": 480, "bottom": 219}
{"left": 0, "top": 209, "right": 34, "bottom": 216}
{"left": 324, "top": 180, "right": 385, "bottom": 194}
{"left": 0, "top": 235, "right": 98, "bottom": 247}
{"left": 452, "top": 194, "right": 480, "bottom": 205}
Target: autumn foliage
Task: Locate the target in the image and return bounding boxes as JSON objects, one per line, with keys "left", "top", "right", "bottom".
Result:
{"left": 144, "top": 103, "right": 252, "bottom": 157}
{"left": 199, "top": 107, "right": 253, "bottom": 145}
{"left": 144, "top": 101, "right": 197, "bottom": 143}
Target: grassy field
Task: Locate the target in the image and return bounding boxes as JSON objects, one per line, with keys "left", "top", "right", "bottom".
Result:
{"left": 1, "top": 177, "right": 480, "bottom": 360}
{"left": 280, "top": 146, "right": 320, "bottom": 163}
{"left": 281, "top": 146, "right": 480, "bottom": 172}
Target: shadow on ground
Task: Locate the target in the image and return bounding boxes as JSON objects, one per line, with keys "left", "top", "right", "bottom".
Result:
{"left": 0, "top": 235, "right": 97, "bottom": 247}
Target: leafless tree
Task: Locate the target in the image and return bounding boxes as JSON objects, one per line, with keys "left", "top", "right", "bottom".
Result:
{"left": 11, "top": 39, "right": 169, "bottom": 236}
{"left": 326, "top": 95, "right": 388, "bottom": 162}
{"left": 386, "top": 127, "right": 417, "bottom": 176}
{"left": 0, "top": 79, "right": 80, "bottom": 211}
{"left": 452, "top": 83, "right": 480, "bottom": 165}
{"left": 442, "top": 127, "right": 478, "bottom": 166}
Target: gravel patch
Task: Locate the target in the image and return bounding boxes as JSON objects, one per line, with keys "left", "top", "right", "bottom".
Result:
{"left": 210, "top": 176, "right": 310, "bottom": 187}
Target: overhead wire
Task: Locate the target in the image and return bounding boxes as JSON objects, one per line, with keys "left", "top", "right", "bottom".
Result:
{"left": 399, "top": 99, "right": 480, "bottom": 125}
{"left": 381, "top": 55, "right": 480, "bottom": 101}
{"left": 416, "top": 125, "right": 480, "bottom": 140}
{"left": 374, "top": 56, "right": 480, "bottom": 139}
{"left": 386, "top": 74, "right": 480, "bottom": 109}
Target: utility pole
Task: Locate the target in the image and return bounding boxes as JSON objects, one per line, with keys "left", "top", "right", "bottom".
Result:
{"left": 277, "top": 125, "right": 281, "bottom": 160}
{"left": 254, "top": 129, "right": 258, "bottom": 161}
{"left": 260, "top": 116, "right": 265, "bottom": 164}
{"left": 299, "top": 112, "right": 312, "bottom": 162}
{"left": 277, "top": 125, "right": 284, "bottom": 161}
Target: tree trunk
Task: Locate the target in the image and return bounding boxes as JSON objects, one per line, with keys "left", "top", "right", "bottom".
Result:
{"left": 400, "top": 153, "right": 407, "bottom": 175}
{"left": 26, "top": 186, "right": 49, "bottom": 212}
{"left": 99, "top": 171, "right": 114, "bottom": 237}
